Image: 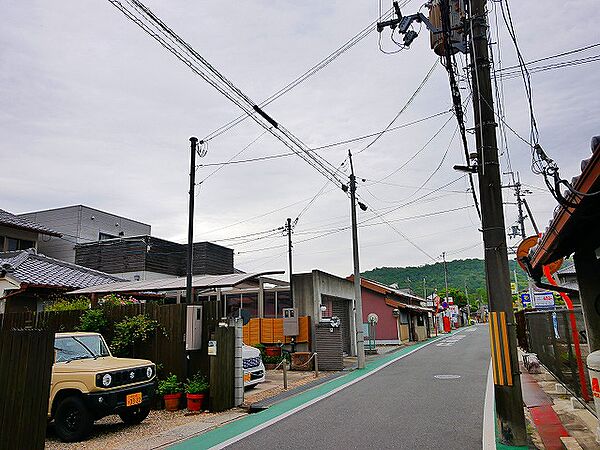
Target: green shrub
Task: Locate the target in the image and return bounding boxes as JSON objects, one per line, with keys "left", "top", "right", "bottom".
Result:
{"left": 44, "top": 296, "right": 90, "bottom": 312}
{"left": 158, "top": 374, "right": 182, "bottom": 396}
{"left": 76, "top": 309, "right": 108, "bottom": 333}
{"left": 111, "top": 314, "right": 161, "bottom": 357}
{"left": 184, "top": 372, "right": 209, "bottom": 394}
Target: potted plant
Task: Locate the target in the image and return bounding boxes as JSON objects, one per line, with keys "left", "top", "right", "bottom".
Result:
{"left": 158, "top": 374, "right": 182, "bottom": 411}
{"left": 184, "top": 372, "right": 209, "bottom": 412}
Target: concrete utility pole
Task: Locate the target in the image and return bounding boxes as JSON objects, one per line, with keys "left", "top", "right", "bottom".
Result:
{"left": 186, "top": 137, "right": 198, "bottom": 304}
{"left": 442, "top": 251, "right": 449, "bottom": 302}
{"left": 468, "top": 0, "right": 527, "bottom": 444}
{"left": 286, "top": 217, "right": 294, "bottom": 308}
{"left": 348, "top": 150, "right": 366, "bottom": 369}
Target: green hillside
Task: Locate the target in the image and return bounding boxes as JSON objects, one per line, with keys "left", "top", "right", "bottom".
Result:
{"left": 362, "top": 258, "right": 528, "bottom": 306}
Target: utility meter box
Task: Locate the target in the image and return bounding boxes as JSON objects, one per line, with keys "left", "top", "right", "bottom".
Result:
{"left": 282, "top": 307, "right": 298, "bottom": 336}
{"left": 186, "top": 305, "right": 203, "bottom": 351}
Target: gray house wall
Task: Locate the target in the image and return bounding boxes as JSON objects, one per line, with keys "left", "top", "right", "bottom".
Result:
{"left": 292, "top": 270, "right": 356, "bottom": 356}
{"left": 19, "top": 205, "right": 151, "bottom": 262}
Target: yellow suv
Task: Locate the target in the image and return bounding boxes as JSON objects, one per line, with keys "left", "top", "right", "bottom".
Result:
{"left": 50, "top": 332, "right": 156, "bottom": 442}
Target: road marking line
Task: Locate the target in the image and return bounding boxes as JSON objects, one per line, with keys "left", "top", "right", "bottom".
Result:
{"left": 482, "top": 358, "right": 495, "bottom": 450}
{"left": 204, "top": 333, "right": 453, "bottom": 449}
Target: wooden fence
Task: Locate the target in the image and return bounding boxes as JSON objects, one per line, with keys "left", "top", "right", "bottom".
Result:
{"left": 242, "top": 316, "right": 310, "bottom": 346}
{"left": 0, "top": 329, "right": 54, "bottom": 450}
{"left": 0, "top": 304, "right": 187, "bottom": 380}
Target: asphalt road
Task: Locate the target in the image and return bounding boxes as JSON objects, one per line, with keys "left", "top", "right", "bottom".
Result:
{"left": 230, "top": 325, "right": 490, "bottom": 450}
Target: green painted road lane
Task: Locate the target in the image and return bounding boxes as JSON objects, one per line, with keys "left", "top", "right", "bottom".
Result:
{"left": 170, "top": 331, "right": 455, "bottom": 450}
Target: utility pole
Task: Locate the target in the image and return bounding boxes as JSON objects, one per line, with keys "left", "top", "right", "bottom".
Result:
{"left": 286, "top": 217, "right": 294, "bottom": 308}
{"left": 515, "top": 174, "right": 526, "bottom": 239}
{"left": 442, "top": 251, "right": 449, "bottom": 302}
{"left": 348, "top": 150, "right": 366, "bottom": 369}
{"left": 186, "top": 137, "right": 198, "bottom": 304}
{"left": 423, "top": 277, "right": 427, "bottom": 300}
{"left": 468, "top": 0, "right": 527, "bottom": 444}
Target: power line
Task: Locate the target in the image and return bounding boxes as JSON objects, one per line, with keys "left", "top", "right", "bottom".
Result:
{"left": 111, "top": 0, "right": 349, "bottom": 190}
{"left": 497, "top": 42, "right": 600, "bottom": 72}
{"left": 196, "top": 110, "right": 451, "bottom": 168}
{"left": 201, "top": 4, "right": 401, "bottom": 142}
{"left": 356, "top": 60, "right": 439, "bottom": 154}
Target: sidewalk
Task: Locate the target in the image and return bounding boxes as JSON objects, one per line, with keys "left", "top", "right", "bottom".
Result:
{"left": 517, "top": 353, "right": 598, "bottom": 450}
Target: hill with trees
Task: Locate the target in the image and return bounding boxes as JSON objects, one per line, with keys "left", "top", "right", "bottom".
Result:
{"left": 362, "top": 258, "right": 528, "bottom": 307}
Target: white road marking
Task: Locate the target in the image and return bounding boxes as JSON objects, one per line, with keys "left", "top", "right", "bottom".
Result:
{"left": 436, "top": 334, "right": 467, "bottom": 346}
{"left": 482, "top": 359, "right": 495, "bottom": 449}
{"left": 434, "top": 374, "right": 461, "bottom": 380}
{"left": 209, "top": 335, "right": 449, "bottom": 449}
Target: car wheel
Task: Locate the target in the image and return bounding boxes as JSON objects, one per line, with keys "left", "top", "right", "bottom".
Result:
{"left": 54, "top": 396, "right": 94, "bottom": 442}
{"left": 119, "top": 406, "right": 150, "bottom": 425}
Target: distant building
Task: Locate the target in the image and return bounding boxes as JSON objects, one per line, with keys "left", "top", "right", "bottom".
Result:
{"left": 18, "top": 205, "right": 234, "bottom": 280}
{"left": 75, "top": 236, "right": 234, "bottom": 280}
{"left": 19, "top": 205, "right": 151, "bottom": 263}
{"left": 0, "top": 208, "right": 61, "bottom": 252}
{"left": 0, "top": 249, "right": 123, "bottom": 313}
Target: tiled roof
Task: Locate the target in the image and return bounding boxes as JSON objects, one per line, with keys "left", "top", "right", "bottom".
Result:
{"left": 0, "top": 249, "right": 124, "bottom": 289}
{"left": 0, "top": 209, "right": 61, "bottom": 237}
{"left": 529, "top": 136, "right": 600, "bottom": 269}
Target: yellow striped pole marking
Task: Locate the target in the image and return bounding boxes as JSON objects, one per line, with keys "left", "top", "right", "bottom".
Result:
{"left": 491, "top": 312, "right": 504, "bottom": 385}
{"left": 488, "top": 312, "right": 498, "bottom": 385}
{"left": 499, "top": 312, "right": 513, "bottom": 386}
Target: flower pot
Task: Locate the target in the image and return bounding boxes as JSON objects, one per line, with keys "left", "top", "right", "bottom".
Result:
{"left": 264, "top": 347, "right": 281, "bottom": 357}
{"left": 186, "top": 393, "right": 206, "bottom": 412}
{"left": 163, "top": 393, "right": 182, "bottom": 411}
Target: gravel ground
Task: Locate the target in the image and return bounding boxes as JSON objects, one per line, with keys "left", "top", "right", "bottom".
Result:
{"left": 45, "top": 409, "right": 222, "bottom": 450}
{"left": 45, "top": 371, "right": 322, "bottom": 449}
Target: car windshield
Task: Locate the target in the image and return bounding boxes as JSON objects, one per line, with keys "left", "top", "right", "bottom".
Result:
{"left": 54, "top": 335, "right": 110, "bottom": 363}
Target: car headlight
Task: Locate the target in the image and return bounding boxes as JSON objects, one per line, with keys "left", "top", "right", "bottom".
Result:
{"left": 146, "top": 366, "right": 153, "bottom": 379}
{"left": 102, "top": 373, "right": 112, "bottom": 387}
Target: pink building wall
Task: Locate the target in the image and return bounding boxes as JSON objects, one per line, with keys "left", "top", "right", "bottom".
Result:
{"left": 360, "top": 287, "right": 398, "bottom": 342}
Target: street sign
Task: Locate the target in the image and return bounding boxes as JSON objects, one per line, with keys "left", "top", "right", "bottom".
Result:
{"left": 520, "top": 293, "right": 532, "bottom": 309}
{"left": 533, "top": 292, "right": 555, "bottom": 310}
{"left": 511, "top": 282, "right": 517, "bottom": 294}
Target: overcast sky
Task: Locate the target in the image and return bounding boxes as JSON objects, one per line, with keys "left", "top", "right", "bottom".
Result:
{"left": 2, "top": 0, "right": 599, "bottom": 279}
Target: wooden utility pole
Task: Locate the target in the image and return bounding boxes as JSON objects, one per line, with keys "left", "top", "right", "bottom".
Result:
{"left": 186, "top": 137, "right": 198, "bottom": 304}
{"left": 286, "top": 217, "right": 294, "bottom": 308}
{"left": 348, "top": 150, "right": 366, "bottom": 369}
{"left": 468, "top": 0, "right": 527, "bottom": 444}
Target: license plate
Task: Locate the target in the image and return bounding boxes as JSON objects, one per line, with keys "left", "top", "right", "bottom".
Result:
{"left": 244, "top": 373, "right": 251, "bottom": 382}
{"left": 126, "top": 392, "right": 142, "bottom": 407}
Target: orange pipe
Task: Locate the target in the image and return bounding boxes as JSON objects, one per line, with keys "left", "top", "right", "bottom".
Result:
{"left": 543, "top": 266, "right": 591, "bottom": 402}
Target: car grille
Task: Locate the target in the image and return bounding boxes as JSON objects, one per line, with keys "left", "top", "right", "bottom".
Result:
{"left": 243, "top": 357, "right": 261, "bottom": 369}
{"left": 97, "top": 366, "right": 151, "bottom": 388}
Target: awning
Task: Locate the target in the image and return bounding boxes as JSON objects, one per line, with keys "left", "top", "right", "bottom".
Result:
{"left": 385, "top": 298, "right": 434, "bottom": 313}
{"left": 529, "top": 137, "right": 600, "bottom": 272}
{"left": 68, "top": 271, "right": 284, "bottom": 295}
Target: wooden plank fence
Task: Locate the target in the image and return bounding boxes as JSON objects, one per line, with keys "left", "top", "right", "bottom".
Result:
{"left": 0, "top": 304, "right": 187, "bottom": 380}
{"left": 0, "top": 329, "right": 54, "bottom": 450}
{"left": 242, "top": 317, "right": 311, "bottom": 346}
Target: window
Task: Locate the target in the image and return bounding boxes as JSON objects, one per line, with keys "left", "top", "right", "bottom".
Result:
{"left": 225, "top": 293, "right": 241, "bottom": 318}
{"left": 264, "top": 291, "right": 276, "bottom": 318}
{"left": 0, "top": 236, "right": 4, "bottom": 251}
{"left": 276, "top": 290, "right": 292, "bottom": 318}
{"left": 18, "top": 239, "right": 35, "bottom": 250}
{"left": 6, "top": 238, "right": 18, "bottom": 251}
{"left": 241, "top": 292, "right": 258, "bottom": 318}
{"left": 417, "top": 315, "right": 425, "bottom": 326}
{"left": 99, "top": 232, "right": 118, "bottom": 240}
